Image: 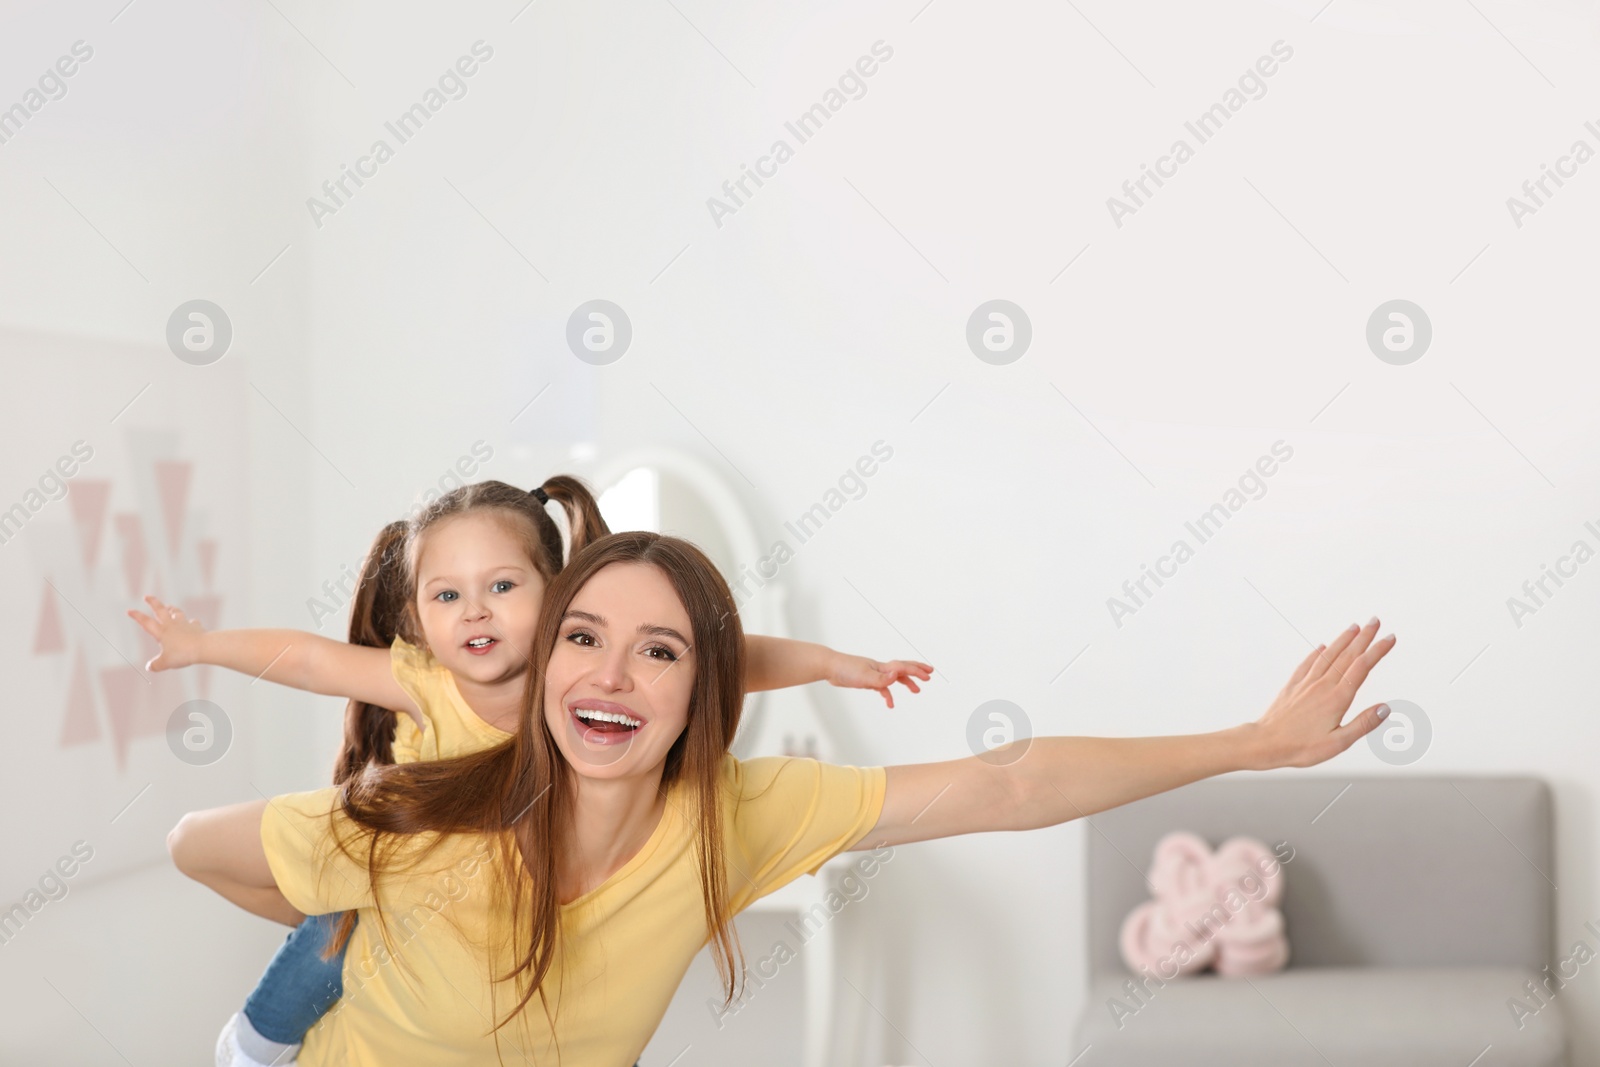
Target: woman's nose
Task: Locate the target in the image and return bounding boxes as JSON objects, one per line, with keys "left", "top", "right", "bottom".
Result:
{"left": 594, "top": 647, "right": 634, "bottom": 691}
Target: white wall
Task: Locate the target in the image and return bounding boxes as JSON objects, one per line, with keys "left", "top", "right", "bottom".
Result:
{"left": 0, "top": 0, "right": 322, "bottom": 1058}
{"left": 4, "top": 0, "right": 1600, "bottom": 1063}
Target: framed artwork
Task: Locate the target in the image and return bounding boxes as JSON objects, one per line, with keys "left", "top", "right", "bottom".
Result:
{"left": 1, "top": 327, "right": 248, "bottom": 902}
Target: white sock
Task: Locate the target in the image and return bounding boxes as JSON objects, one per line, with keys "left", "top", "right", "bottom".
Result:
{"left": 217, "top": 1012, "right": 300, "bottom": 1067}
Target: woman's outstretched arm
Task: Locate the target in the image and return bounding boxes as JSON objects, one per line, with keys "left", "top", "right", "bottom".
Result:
{"left": 168, "top": 799, "right": 303, "bottom": 927}
{"left": 854, "top": 618, "right": 1395, "bottom": 850}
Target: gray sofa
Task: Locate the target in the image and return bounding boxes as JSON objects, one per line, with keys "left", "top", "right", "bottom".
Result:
{"left": 1072, "top": 775, "right": 1568, "bottom": 1066}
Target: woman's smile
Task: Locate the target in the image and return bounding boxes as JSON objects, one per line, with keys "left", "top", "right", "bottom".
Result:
{"left": 568, "top": 698, "right": 646, "bottom": 745}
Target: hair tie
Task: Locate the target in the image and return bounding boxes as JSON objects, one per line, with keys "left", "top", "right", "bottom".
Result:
{"left": 530, "top": 486, "right": 550, "bottom": 505}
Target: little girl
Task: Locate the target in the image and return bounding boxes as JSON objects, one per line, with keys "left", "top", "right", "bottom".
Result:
{"left": 134, "top": 476, "right": 931, "bottom": 1067}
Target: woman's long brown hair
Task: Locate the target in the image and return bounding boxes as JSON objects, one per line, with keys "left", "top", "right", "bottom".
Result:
{"left": 322, "top": 475, "right": 611, "bottom": 956}
{"left": 332, "top": 531, "right": 749, "bottom": 1040}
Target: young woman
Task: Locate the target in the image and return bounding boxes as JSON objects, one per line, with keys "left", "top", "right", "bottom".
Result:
{"left": 140, "top": 479, "right": 929, "bottom": 1066}
{"left": 169, "top": 530, "right": 1396, "bottom": 1065}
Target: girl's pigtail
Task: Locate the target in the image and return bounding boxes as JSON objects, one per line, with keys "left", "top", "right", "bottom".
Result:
{"left": 324, "top": 518, "right": 411, "bottom": 960}
{"left": 539, "top": 475, "right": 612, "bottom": 564}
{"left": 331, "top": 519, "right": 412, "bottom": 786}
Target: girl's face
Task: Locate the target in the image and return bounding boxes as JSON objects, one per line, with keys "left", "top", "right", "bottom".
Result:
{"left": 542, "top": 561, "right": 694, "bottom": 780}
{"left": 413, "top": 512, "right": 546, "bottom": 688}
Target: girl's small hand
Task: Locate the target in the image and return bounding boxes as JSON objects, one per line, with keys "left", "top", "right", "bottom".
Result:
{"left": 1250, "top": 618, "right": 1397, "bottom": 770}
{"left": 827, "top": 654, "right": 934, "bottom": 709}
{"left": 126, "top": 595, "right": 205, "bottom": 671}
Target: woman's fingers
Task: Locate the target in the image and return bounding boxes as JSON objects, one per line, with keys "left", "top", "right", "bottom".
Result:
{"left": 1310, "top": 622, "right": 1361, "bottom": 679}
{"left": 1328, "top": 618, "right": 1382, "bottom": 678}
{"left": 1285, "top": 643, "right": 1326, "bottom": 689}
{"left": 1337, "top": 632, "right": 1396, "bottom": 693}
{"left": 1330, "top": 701, "right": 1392, "bottom": 754}
{"left": 1254, "top": 618, "right": 1398, "bottom": 768}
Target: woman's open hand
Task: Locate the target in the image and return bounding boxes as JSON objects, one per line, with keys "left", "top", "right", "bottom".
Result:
{"left": 1248, "top": 618, "right": 1397, "bottom": 770}
{"left": 827, "top": 654, "right": 934, "bottom": 709}
{"left": 126, "top": 595, "right": 205, "bottom": 671}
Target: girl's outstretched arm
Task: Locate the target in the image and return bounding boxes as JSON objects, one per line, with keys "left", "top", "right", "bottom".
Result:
{"left": 127, "top": 595, "right": 422, "bottom": 727}
{"left": 744, "top": 634, "right": 933, "bottom": 707}
{"left": 855, "top": 619, "right": 1396, "bottom": 849}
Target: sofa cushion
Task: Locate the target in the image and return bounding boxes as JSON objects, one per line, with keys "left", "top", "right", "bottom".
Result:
{"left": 1087, "top": 777, "right": 1554, "bottom": 973}
{"left": 1073, "top": 966, "right": 1567, "bottom": 1067}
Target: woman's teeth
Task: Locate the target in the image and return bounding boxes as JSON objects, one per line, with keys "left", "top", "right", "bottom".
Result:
{"left": 574, "top": 708, "right": 641, "bottom": 730}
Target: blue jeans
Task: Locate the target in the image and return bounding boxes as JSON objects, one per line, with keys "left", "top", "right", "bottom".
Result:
{"left": 242, "top": 913, "right": 348, "bottom": 1044}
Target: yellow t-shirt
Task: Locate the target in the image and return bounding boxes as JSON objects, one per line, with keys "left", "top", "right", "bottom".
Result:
{"left": 262, "top": 755, "right": 887, "bottom": 1066}
{"left": 387, "top": 636, "right": 512, "bottom": 763}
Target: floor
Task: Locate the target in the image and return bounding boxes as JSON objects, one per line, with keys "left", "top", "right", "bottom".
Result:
{"left": 0, "top": 859, "right": 287, "bottom": 1064}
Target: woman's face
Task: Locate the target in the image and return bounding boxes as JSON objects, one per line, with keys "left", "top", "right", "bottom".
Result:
{"left": 543, "top": 561, "right": 694, "bottom": 779}
{"left": 413, "top": 512, "right": 545, "bottom": 687}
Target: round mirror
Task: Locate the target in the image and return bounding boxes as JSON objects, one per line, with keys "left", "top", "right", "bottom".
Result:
{"left": 590, "top": 449, "right": 785, "bottom": 740}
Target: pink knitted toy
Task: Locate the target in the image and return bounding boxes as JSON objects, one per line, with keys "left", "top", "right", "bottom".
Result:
{"left": 1118, "top": 831, "right": 1289, "bottom": 978}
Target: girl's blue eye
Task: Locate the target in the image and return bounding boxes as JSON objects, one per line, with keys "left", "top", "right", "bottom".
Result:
{"left": 492, "top": 580, "right": 514, "bottom": 593}
{"left": 436, "top": 590, "right": 458, "bottom": 602}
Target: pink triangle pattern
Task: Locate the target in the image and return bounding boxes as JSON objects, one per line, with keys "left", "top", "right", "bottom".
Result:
{"left": 100, "top": 666, "right": 145, "bottom": 770}
{"left": 34, "top": 583, "right": 65, "bottom": 654}
{"left": 198, "top": 538, "right": 219, "bottom": 590}
{"left": 59, "top": 649, "right": 100, "bottom": 746}
{"left": 114, "top": 514, "right": 148, "bottom": 598}
{"left": 154, "top": 460, "right": 192, "bottom": 558}
{"left": 148, "top": 669, "right": 184, "bottom": 738}
{"left": 68, "top": 479, "right": 112, "bottom": 570}
{"left": 101, "top": 665, "right": 172, "bottom": 771}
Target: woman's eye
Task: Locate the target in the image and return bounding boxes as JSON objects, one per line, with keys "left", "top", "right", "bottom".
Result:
{"left": 565, "top": 630, "right": 597, "bottom": 647}
{"left": 645, "top": 645, "right": 677, "bottom": 662}
{"left": 491, "top": 580, "right": 514, "bottom": 594}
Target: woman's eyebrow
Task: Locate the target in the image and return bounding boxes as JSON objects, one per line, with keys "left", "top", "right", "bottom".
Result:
{"left": 639, "top": 624, "right": 690, "bottom": 646}
{"left": 563, "top": 610, "right": 689, "bottom": 646}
